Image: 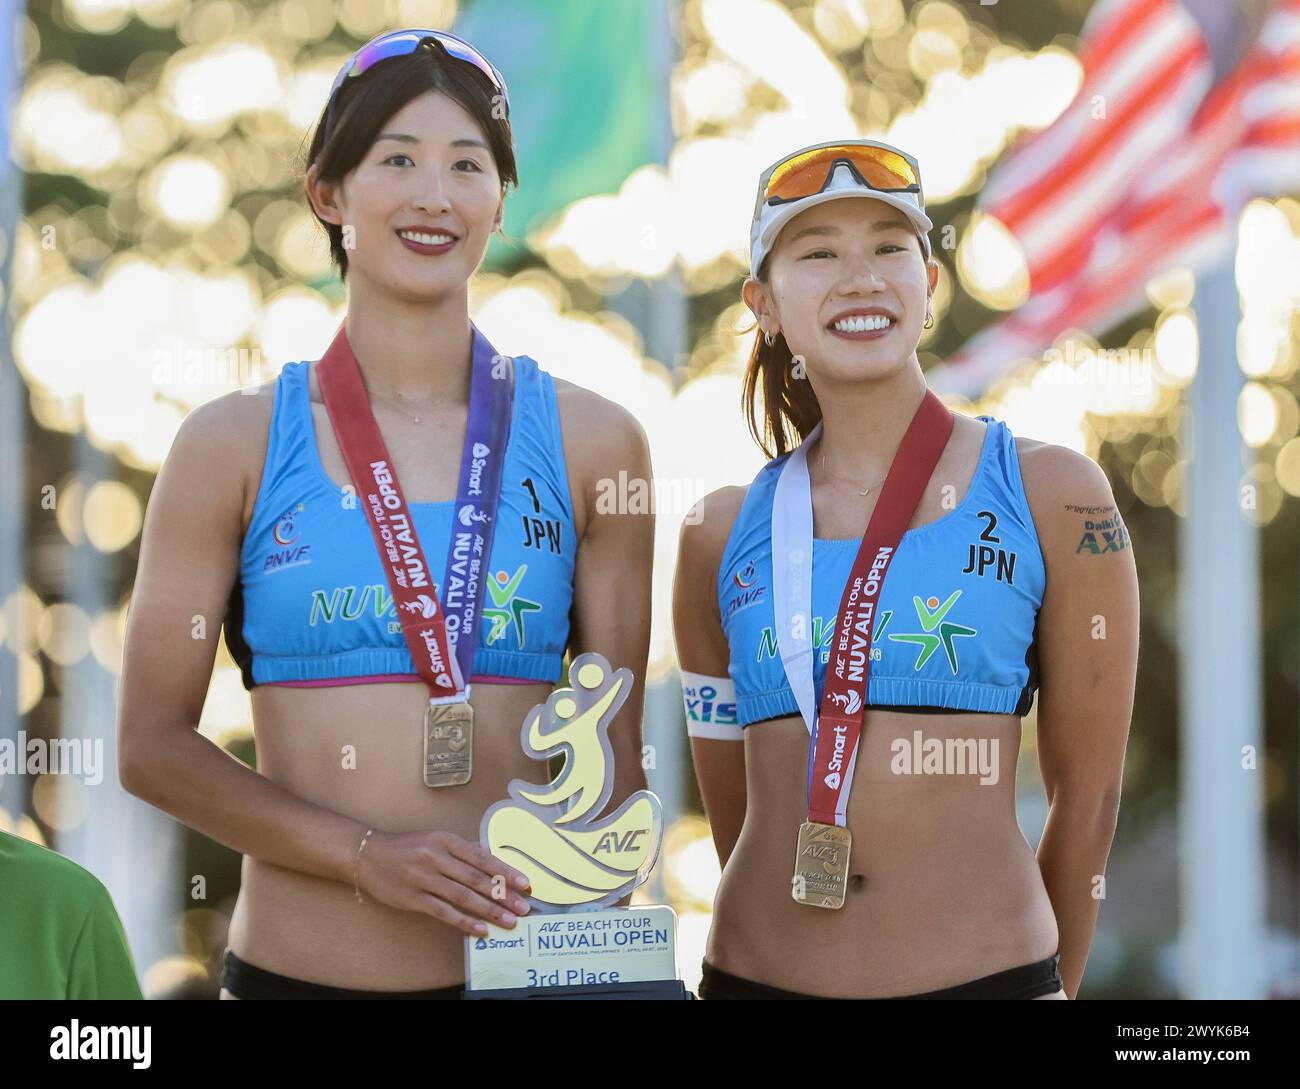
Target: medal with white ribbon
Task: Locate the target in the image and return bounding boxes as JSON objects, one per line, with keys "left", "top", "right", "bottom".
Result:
{"left": 772, "top": 389, "right": 954, "bottom": 907}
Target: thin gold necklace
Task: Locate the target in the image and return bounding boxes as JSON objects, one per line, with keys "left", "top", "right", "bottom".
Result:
{"left": 820, "top": 448, "right": 886, "bottom": 497}
{"left": 311, "top": 363, "right": 442, "bottom": 425}
{"left": 368, "top": 388, "right": 442, "bottom": 425}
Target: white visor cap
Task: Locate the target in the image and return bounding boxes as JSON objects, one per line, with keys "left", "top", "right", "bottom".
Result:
{"left": 750, "top": 161, "right": 934, "bottom": 280}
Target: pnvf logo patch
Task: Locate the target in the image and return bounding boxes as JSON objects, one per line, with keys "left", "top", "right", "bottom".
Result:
{"left": 724, "top": 559, "right": 765, "bottom": 622}
{"left": 263, "top": 503, "right": 312, "bottom": 574}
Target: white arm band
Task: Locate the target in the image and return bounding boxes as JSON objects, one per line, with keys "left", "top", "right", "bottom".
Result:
{"left": 681, "top": 671, "right": 744, "bottom": 740}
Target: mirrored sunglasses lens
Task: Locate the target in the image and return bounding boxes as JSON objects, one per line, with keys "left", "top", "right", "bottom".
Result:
{"left": 438, "top": 43, "right": 508, "bottom": 99}
{"left": 766, "top": 145, "right": 917, "bottom": 202}
{"left": 331, "top": 34, "right": 419, "bottom": 91}
{"left": 341, "top": 32, "right": 506, "bottom": 108}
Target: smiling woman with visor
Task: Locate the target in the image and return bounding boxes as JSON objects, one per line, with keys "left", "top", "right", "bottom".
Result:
{"left": 117, "top": 29, "right": 654, "bottom": 999}
{"left": 673, "top": 138, "right": 1138, "bottom": 999}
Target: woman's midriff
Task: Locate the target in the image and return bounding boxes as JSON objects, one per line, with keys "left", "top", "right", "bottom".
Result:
{"left": 707, "top": 710, "right": 1061, "bottom": 999}
{"left": 226, "top": 679, "right": 555, "bottom": 990}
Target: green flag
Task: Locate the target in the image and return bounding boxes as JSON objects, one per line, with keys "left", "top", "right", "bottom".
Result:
{"left": 453, "top": 0, "right": 663, "bottom": 268}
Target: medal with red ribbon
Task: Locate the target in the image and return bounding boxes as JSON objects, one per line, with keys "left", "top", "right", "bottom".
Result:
{"left": 772, "top": 389, "right": 954, "bottom": 907}
{"left": 316, "top": 322, "right": 513, "bottom": 787}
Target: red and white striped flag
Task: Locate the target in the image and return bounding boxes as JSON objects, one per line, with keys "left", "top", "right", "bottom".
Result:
{"left": 980, "top": 0, "right": 1221, "bottom": 295}
{"left": 930, "top": 0, "right": 1299, "bottom": 398}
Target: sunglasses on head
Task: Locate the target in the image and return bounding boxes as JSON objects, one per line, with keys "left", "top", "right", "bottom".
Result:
{"left": 321, "top": 29, "right": 510, "bottom": 145}
{"left": 755, "top": 142, "right": 922, "bottom": 218}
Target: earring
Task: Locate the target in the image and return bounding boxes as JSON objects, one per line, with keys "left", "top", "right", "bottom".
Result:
{"left": 763, "top": 328, "right": 776, "bottom": 347}
{"left": 924, "top": 312, "right": 934, "bottom": 329}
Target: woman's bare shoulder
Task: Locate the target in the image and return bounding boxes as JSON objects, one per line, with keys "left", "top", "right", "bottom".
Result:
{"left": 1010, "top": 432, "right": 1122, "bottom": 556}
{"left": 550, "top": 376, "right": 649, "bottom": 457}
{"left": 678, "top": 484, "right": 751, "bottom": 575}
{"left": 548, "top": 376, "right": 652, "bottom": 537}
{"left": 1012, "top": 433, "right": 1112, "bottom": 501}
{"left": 166, "top": 380, "right": 278, "bottom": 534}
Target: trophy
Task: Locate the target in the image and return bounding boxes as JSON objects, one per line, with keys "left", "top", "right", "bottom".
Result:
{"left": 462, "top": 651, "right": 686, "bottom": 999}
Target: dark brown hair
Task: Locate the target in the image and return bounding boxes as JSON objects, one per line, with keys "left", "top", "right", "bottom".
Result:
{"left": 740, "top": 319, "right": 822, "bottom": 461}
{"left": 741, "top": 231, "right": 929, "bottom": 459}
{"left": 302, "top": 40, "right": 519, "bottom": 283}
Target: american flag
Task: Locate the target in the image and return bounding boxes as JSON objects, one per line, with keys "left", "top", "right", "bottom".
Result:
{"left": 930, "top": 0, "right": 1300, "bottom": 399}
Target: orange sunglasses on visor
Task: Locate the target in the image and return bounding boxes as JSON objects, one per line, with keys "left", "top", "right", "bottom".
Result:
{"left": 758, "top": 143, "right": 922, "bottom": 210}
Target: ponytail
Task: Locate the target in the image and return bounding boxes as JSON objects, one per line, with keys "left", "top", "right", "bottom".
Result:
{"left": 740, "top": 329, "right": 822, "bottom": 461}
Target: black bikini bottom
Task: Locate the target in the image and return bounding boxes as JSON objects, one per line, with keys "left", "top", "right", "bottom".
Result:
{"left": 697, "top": 952, "right": 1063, "bottom": 1000}
{"left": 220, "top": 948, "right": 463, "bottom": 1000}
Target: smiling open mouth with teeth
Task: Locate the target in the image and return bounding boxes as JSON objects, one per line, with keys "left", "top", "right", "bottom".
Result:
{"left": 397, "top": 229, "right": 456, "bottom": 245}
{"left": 830, "top": 314, "right": 894, "bottom": 333}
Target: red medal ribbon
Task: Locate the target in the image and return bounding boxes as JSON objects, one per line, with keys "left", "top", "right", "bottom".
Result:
{"left": 316, "top": 326, "right": 466, "bottom": 700}
{"left": 806, "top": 389, "right": 954, "bottom": 826}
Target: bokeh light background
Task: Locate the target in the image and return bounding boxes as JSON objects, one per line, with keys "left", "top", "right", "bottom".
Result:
{"left": 1, "top": 0, "right": 1297, "bottom": 999}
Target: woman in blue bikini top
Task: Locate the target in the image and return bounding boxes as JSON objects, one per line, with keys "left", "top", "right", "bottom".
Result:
{"left": 118, "top": 31, "right": 654, "bottom": 998}
{"left": 673, "top": 139, "right": 1138, "bottom": 1000}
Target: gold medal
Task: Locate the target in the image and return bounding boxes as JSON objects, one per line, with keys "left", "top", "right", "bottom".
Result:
{"left": 423, "top": 700, "right": 474, "bottom": 787}
{"left": 792, "top": 820, "right": 851, "bottom": 909}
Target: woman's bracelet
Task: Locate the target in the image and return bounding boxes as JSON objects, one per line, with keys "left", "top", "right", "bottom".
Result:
{"left": 352, "top": 827, "right": 375, "bottom": 903}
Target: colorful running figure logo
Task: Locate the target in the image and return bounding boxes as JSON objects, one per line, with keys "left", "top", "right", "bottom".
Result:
{"left": 888, "top": 590, "right": 977, "bottom": 673}
{"left": 483, "top": 564, "right": 542, "bottom": 646}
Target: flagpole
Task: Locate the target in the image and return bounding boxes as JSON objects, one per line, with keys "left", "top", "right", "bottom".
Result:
{"left": 55, "top": 439, "right": 181, "bottom": 993}
{"left": 600, "top": 0, "right": 686, "bottom": 906}
{"left": 0, "top": 0, "right": 24, "bottom": 823}
{"left": 1178, "top": 251, "right": 1267, "bottom": 998}
{"left": 630, "top": 0, "right": 688, "bottom": 906}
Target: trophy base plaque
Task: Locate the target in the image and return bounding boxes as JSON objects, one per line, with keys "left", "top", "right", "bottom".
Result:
{"left": 463, "top": 905, "right": 687, "bottom": 999}
{"left": 463, "top": 979, "right": 689, "bottom": 1000}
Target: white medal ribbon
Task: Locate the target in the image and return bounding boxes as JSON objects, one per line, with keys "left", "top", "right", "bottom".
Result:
{"left": 772, "top": 419, "right": 861, "bottom": 826}
{"left": 771, "top": 420, "right": 822, "bottom": 737}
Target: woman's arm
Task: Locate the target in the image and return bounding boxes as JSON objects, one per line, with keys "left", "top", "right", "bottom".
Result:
{"left": 558, "top": 386, "right": 655, "bottom": 814}
{"left": 1021, "top": 442, "right": 1139, "bottom": 999}
{"left": 673, "top": 486, "right": 749, "bottom": 868}
{"left": 118, "top": 390, "right": 529, "bottom": 934}
{"left": 117, "top": 389, "right": 373, "bottom": 881}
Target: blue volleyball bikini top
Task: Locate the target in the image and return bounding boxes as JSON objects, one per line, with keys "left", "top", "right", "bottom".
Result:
{"left": 223, "top": 355, "right": 577, "bottom": 689}
{"left": 718, "top": 415, "right": 1044, "bottom": 727}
